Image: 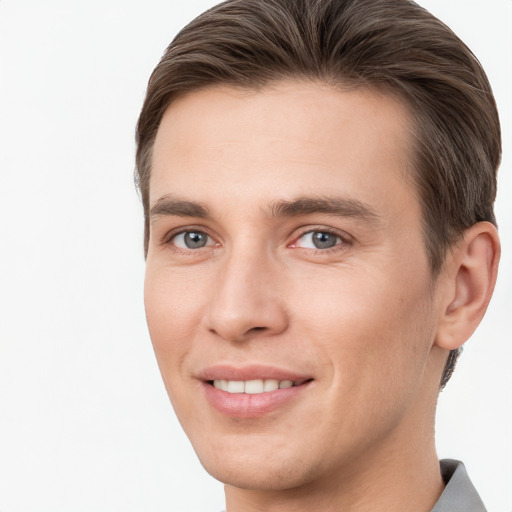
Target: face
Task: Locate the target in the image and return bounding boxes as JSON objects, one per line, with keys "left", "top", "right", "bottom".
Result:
{"left": 145, "top": 82, "right": 446, "bottom": 492}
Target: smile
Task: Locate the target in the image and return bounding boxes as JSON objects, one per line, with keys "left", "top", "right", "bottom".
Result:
{"left": 198, "top": 365, "right": 314, "bottom": 417}
{"left": 201, "top": 369, "right": 313, "bottom": 418}
{"left": 211, "top": 379, "right": 305, "bottom": 394}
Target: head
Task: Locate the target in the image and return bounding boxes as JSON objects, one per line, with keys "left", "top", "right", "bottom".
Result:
{"left": 136, "top": 0, "right": 501, "bottom": 498}
{"left": 136, "top": 0, "right": 501, "bottom": 389}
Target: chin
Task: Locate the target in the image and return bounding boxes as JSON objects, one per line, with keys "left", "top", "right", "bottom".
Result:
{"left": 202, "top": 457, "right": 313, "bottom": 491}
{"left": 191, "top": 435, "right": 324, "bottom": 491}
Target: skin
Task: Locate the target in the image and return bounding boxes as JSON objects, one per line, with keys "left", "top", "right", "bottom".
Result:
{"left": 144, "top": 81, "right": 499, "bottom": 512}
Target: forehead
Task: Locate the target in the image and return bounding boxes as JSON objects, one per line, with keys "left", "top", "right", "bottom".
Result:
{"left": 150, "top": 81, "right": 416, "bottom": 217}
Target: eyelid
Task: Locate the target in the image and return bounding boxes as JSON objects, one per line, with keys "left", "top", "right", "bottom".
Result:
{"left": 289, "top": 226, "right": 353, "bottom": 250}
{"left": 158, "top": 224, "right": 352, "bottom": 252}
{"left": 174, "top": 232, "right": 216, "bottom": 250}
{"left": 160, "top": 225, "right": 219, "bottom": 248}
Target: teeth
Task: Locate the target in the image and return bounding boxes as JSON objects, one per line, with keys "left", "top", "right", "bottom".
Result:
{"left": 214, "top": 379, "right": 228, "bottom": 391}
{"left": 263, "top": 379, "right": 279, "bottom": 392}
{"left": 226, "top": 380, "right": 245, "bottom": 393}
{"left": 245, "top": 379, "right": 264, "bottom": 394}
{"left": 212, "top": 379, "right": 300, "bottom": 394}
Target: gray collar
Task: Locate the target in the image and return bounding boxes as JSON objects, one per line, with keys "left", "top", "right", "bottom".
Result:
{"left": 431, "top": 459, "right": 487, "bottom": 512}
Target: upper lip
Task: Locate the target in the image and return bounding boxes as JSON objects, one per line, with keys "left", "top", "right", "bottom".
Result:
{"left": 197, "top": 364, "right": 313, "bottom": 383}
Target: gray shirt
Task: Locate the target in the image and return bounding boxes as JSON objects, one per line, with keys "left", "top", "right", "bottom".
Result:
{"left": 431, "top": 459, "right": 486, "bottom": 511}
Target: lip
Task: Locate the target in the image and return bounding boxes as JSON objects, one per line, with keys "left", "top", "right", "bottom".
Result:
{"left": 198, "top": 364, "right": 314, "bottom": 418}
{"left": 197, "top": 364, "right": 312, "bottom": 382}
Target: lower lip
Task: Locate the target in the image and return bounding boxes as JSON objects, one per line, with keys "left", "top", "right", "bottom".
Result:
{"left": 202, "top": 381, "right": 311, "bottom": 418}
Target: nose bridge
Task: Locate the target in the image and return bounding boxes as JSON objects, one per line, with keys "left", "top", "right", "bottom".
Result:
{"left": 205, "top": 237, "right": 287, "bottom": 341}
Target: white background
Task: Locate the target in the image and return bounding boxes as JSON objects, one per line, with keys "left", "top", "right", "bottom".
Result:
{"left": 0, "top": 1, "right": 510, "bottom": 511}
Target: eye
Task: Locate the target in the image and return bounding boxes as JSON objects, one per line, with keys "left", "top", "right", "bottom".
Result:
{"left": 171, "top": 230, "right": 215, "bottom": 250}
{"left": 293, "top": 230, "right": 343, "bottom": 250}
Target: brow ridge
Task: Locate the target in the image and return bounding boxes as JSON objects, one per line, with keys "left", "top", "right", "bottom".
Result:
{"left": 268, "top": 196, "right": 381, "bottom": 223}
{"left": 149, "top": 194, "right": 381, "bottom": 226}
{"left": 149, "top": 195, "right": 211, "bottom": 220}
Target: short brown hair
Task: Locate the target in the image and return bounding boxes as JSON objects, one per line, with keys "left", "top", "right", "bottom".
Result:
{"left": 135, "top": 0, "right": 501, "bottom": 387}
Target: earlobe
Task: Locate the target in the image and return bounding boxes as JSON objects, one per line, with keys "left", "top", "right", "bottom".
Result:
{"left": 435, "top": 222, "right": 500, "bottom": 351}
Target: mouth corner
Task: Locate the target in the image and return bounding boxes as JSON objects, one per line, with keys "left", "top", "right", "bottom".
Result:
{"left": 296, "top": 378, "right": 314, "bottom": 386}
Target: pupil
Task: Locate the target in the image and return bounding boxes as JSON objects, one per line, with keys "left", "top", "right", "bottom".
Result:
{"left": 185, "top": 232, "right": 206, "bottom": 249}
{"left": 313, "top": 231, "right": 337, "bottom": 249}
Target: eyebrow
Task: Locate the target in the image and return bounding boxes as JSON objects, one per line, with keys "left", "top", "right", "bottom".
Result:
{"left": 149, "top": 194, "right": 382, "bottom": 225}
{"left": 149, "top": 195, "right": 211, "bottom": 221}
{"left": 269, "top": 196, "right": 382, "bottom": 224}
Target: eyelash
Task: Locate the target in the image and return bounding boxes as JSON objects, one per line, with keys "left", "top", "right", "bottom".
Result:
{"left": 162, "top": 226, "right": 352, "bottom": 255}
{"left": 162, "top": 227, "right": 217, "bottom": 254}
{"left": 290, "top": 227, "right": 352, "bottom": 254}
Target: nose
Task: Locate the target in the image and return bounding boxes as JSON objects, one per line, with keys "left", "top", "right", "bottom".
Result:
{"left": 204, "top": 245, "right": 288, "bottom": 342}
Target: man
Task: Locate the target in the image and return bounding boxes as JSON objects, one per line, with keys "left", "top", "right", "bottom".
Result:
{"left": 135, "top": 0, "right": 501, "bottom": 510}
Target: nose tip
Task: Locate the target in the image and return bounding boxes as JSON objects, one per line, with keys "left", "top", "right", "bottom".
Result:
{"left": 208, "top": 314, "right": 279, "bottom": 343}
{"left": 207, "top": 297, "right": 288, "bottom": 343}
{"left": 204, "top": 259, "right": 288, "bottom": 342}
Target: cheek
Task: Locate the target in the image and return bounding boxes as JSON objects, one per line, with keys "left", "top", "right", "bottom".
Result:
{"left": 144, "top": 265, "right": 204, "bottom": 374}
{"left": 144, "top": 264, "right": 211, "bottom": 427}
{"left": 289, "top": 266, "right": 435, "bottom": 398}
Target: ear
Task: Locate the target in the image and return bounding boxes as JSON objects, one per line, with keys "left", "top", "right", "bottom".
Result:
{"left": 435, "top": 222, "right": 500, "bottom": 350}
